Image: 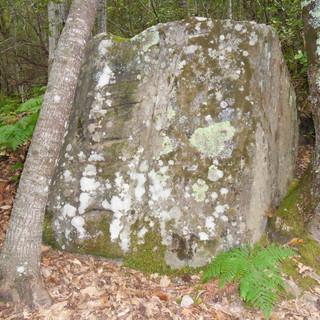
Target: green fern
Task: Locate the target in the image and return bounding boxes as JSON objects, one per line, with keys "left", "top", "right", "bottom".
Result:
{"left": 202, "top": 243, "right": 297, "bottom": 319}
{"left": 0, "top": 92, "right": 43, "bottom": 151}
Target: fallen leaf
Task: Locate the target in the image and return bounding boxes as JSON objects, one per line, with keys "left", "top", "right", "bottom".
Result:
{"left": 80, "top": 286, "right": 105, "bottom": 297}
{"left": 287, "top": 238, "right": 305, "bottom": 245}
{"left": 42, "top": 257, "right": 52, "bottom": 265}
{"left": 41, "top": 245, "right": 51, "bottom": 252}
{"left": 0, "top": 205, "right": 11, "bottom": 210}
{"left": 154, "top": 290, "right": 170, "bottom": 301}
{"left": 265, "top": 211, "right": 273, "bottom": 218}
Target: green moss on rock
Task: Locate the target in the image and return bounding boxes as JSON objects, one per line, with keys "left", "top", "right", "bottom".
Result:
{"left": 268, "top": 169, "right": 320, "bottom": 284}
{"left": 123, "top": 226, "right": 172, "bottom": 274}
{"left": 79, "top": 217, "right": 124, "bottom": 258}
{"left": 42, "top": 216, "right": 61, "bottom": 249}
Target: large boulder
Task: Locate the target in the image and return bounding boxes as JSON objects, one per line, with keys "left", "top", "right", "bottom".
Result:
{"left": 46, "top": 18, "right": 298, "bottom": 270}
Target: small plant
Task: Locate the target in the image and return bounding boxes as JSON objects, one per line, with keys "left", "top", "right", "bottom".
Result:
{"left": 202, "top": 243, "right": 297, "bottom": 319}
{"left": 0, "top": 87, "right": 46, "bottom": 152}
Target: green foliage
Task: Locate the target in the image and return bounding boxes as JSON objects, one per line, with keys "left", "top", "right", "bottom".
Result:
{"left": 0, "top": 87, "right": 45, "bottom": 151}
{"left": 202, "top": 243, "right": 297, "bottom": 319}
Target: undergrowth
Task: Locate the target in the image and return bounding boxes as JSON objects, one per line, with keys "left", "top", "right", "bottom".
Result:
{"left": 202, "top": 242, "right": 297, "bottom": 319}
{"left": 0, "top": 87, "right": 45, "bottom": 152}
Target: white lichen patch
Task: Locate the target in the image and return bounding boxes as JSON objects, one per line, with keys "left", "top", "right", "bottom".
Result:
{"left": 80, "top": 177, "right": 101, "bottom": 192}
{"left": 139, "top": 160, "right": 149, "bottom": 172}
{"left": 220, "top": 101, "right": 228, "bottom": 108}
{"left": 148, "top": 170, "right": 172, "bottom": 202}
{"left": 208, "top": 48, "right": 217, "bottom": 59}
{"left": 71, "top": 216, "right": 86, "bottom": 238}
{"left": 137, "top": 226, "right": 148, "bottom": 238}
{"left": 215, "top": 204, "right": 229, "bottom": 215}
{"left": 178, "top": 60, "right": 187, "bottom": 70}
{"left": 215, "top": 91, "right": 223, "bottom": 101}
{"left": 79, "top": 192, "right": 91, "bottom": 214}
{"left": 189, "top": 121, "right": 236, "bottom": 158}
{"left": 17, "top": 266, "right": 25, "bottom": 274}
{"left": 66, "top": 144, "right": 72, "bottom": 152}
{"left": 96, "top": 64, "right": 114, "bottom": 88}
{"left": 195, "top": 17, "right": 207, "bottom": 21}
{"left": 62, "top": 204, "right": 77, "bottom": 218}
{"left": 199, "top": 231, "right": 209, "bottom": 241}
{"left": 235, "top": 24, "right": 242, "bottom": 31}
{"left": 208, "top": 165, "right": 224, "bottom": 182}
{"left": 63, "top": 170, "right": 72, "bottom": 182}
{"left": 205, "top": 216, "right": 216, "bottom": 235}
{"left": 83, "top": 164, "right": 97, "bottom": 176}
{"left": 242, "top": 50, "right": 249, "bottom": 57}
{"left": 184, "top": 45, "right": 198, "bottom": 54}
{"left": 131, "top": 172, "right": 146, "bottom": 201}
{"left": 54, "top": 95, "right": 61, "bottom": 103}
{"left": 249, "top": 32, "right": 258, "bottom": 46}
{"left": 220, "top": 215, "right": 229, "bottom": 222}
{"left": 220, "top": 188, "right": 229, "bottom": 195}
{"left": 98, "top": 38, "right": 113, "bottom": 55}
{"left": 192, "top": 179, "right": 209, "bottom": 202}
{"left": 88, "top": 152, "right": 104, "bottom": 162}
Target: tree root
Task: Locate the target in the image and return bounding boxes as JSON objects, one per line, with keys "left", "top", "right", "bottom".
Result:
{"left": 0, "top": 275, "right": 52, "bottom": 309}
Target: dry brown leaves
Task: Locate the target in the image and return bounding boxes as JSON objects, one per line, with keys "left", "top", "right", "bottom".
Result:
{"left": 0, "top": 147, "right": 27, "bottom": 248}
{"left": 0, "top": 249, "right": 318, "bottom": 320}
{"left": 296, "top": 144, "right": 313, "bottom": 178}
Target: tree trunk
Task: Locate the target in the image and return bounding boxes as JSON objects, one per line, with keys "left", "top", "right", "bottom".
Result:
{"left": 228, "top": 0, "right": 233, "bottom": 20}
{"left": 47, "top": 0, "right": 69, "bottom": 71}
{"left": 97, "top": 0, "right": 107, "bottom": 33}
{"left": 179, "top": 0, "right": 190, "bottom": 17}
{"left": 302, "top": 0, "right": 320, "bottom": 239}
{"left": 0, "top": 0, "right": 99, "bottom": 308}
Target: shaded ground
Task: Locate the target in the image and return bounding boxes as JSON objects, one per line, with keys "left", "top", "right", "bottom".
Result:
{"left": 0, "top": 145, "right": 319, "bottom": 320}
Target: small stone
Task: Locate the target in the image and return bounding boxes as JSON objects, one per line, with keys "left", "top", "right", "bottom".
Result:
{"left": 285, "top": 279, "right": 301, "bottom": 298}
{"left": 160, "top": 275, "right": 171, "bottom": 287}
{"left": 181, "top": 295, "right": 194, "bottom": 308}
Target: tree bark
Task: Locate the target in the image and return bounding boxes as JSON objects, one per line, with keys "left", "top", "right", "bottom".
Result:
{"left": 47, "top": 0, "right": 69, "bottom": 71}
{"left": 228, "top": 0, "right": 233, "bottom": 20}
{"left": 97, "top": 0, "right": 107, "bottom": 33}
{"left": 179, "top": 0, "right": 190, "bottom": 17}
{"left": 302, "top": 0, "right": 320, "bottom": 239}
{"left": 0, "top": 0, "right": 99, "bottom": 308}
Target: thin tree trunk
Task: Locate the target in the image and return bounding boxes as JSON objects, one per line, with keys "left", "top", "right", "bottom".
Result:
{"left": 97, "top": 0, "right": 107, "bottom": 33}
{"left": 228, "top": 0, "right": 233, "bottom": 20}
{"left": 302, "top": 0, "right": 320, "bottom": 239}
{"left": 47, "top": 0, "right": 69, "bottom": 71}
{"left": 179, "top": 0, "right": 190, "bottom": 17}
{"left": 0, "top": 0, "right": 99, "bottom": 308}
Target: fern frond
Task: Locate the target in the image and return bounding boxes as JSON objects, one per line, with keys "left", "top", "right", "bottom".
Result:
{"left": 202, "top": 246, "right": 249, "bottom": 284}
{"left": 252, "top": 244, "right": 296, "bottom": 271}
{"left": 15, "top": 96, "right": 43, "bottom": 113}
{"left": 0, "top": 113, "right": 39, "bottom": 150}
{"left": 203, "top": 242, "right": 297, "bottom": 319}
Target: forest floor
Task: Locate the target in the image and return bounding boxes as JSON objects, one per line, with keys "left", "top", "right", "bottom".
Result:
{"left": 0, "top": 145, "right": 320, "bottom": 320}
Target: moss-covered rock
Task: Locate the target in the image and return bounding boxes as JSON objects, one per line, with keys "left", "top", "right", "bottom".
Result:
{"left": 46, "top": 18, "right": 298, "bottom": 271}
